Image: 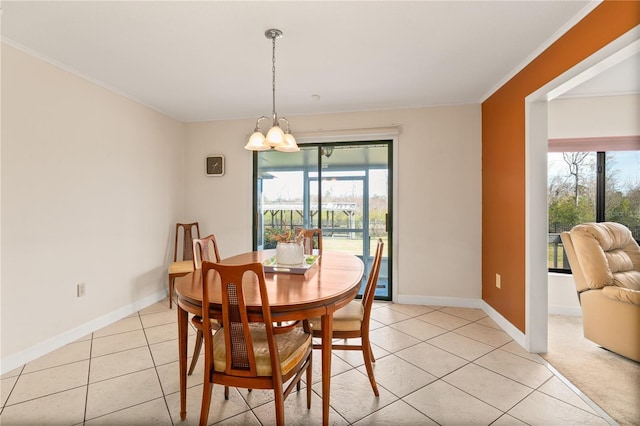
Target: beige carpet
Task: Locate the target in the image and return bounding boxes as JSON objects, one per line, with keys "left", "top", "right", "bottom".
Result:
{"left": 541, "top": 315, "right": 640, "bottom": 426}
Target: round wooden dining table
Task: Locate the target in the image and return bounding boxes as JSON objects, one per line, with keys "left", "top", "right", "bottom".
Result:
{"left": 175, "top": 249, "right": 365, "bottom": 426}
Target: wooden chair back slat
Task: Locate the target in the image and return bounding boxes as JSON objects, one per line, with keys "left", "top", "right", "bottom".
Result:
{"left": 174, "top": 222, "right": 200, "bottom": 262}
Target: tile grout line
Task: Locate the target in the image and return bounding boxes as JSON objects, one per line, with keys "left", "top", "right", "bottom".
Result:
{"left": 443, "top": 350, "right": 537, "bottom": 419}
{"left": 426, "top": 330, "right": 613, "bottom": 425}
{"left": 1, "top": 302, "right": 618, "bottom": 425}
{"left": 482, "top": 338, "right": 611, "bottom": 418}
{"left": 537, "top": 356, "right": 618, "bottom": 426}
{"left": 367, "top": 309, "right": 531, "bottom": 424}
{"left": 369, "top": 331, "right": 443, "bottom": 426}
{"left": 0, "top": 365, "right": 25, "bottom": 414}
{"left": 81, "top": 310, "right": 174, "bottom": 424}
{"left": 81, "top": 331, "right": 95, "bottom": 425}
{"left": 361, "top": 306, "right": 615, "bottom": 425}
{"left": 534, "top": 375, "right": 609, "bottom": 421}
{"left": 139, "top": 309, "right": 176, "bottom": 425}
{"left": 375, "top": 322, "right": 534, "bottom": 425}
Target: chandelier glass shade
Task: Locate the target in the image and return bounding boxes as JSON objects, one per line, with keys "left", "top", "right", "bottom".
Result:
{"left": 244, "top": 29, "right": 299, "bottom": 152}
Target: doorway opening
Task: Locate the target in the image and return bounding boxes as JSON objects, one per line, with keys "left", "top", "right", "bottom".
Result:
{"left": 525, "top": 29, "right": 639, "bottom": 352}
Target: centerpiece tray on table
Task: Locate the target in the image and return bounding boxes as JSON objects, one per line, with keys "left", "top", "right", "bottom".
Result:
{"left": 262, "top": 254, "right": 320, "bottom": 274}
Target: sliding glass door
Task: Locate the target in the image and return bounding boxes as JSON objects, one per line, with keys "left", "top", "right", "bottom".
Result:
{"left": 253, "top": 141, "right": 392, "bottom": 300}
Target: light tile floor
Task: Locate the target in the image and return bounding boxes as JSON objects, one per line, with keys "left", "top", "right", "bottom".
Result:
{"left": 1, "top": 300, "right": 614, "bottom": 425}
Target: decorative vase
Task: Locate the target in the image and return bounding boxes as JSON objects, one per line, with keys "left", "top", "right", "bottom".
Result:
{"left": 276, "top": 241, "right": 304, "bottom": 265}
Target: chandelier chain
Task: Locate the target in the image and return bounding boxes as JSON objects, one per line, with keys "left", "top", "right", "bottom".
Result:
{"left": 272, "top": 34, "right": 277, "bottom": 120}
{"left": 244, "top": 28, "right": 298, "bottom": 152}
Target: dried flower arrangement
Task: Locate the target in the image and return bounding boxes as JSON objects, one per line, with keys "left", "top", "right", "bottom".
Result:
{"left": 269, "top": 228, "right": 305, "bottom": 244}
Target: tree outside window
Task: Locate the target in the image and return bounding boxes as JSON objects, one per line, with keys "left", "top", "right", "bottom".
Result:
{"left": 548, "top": 150, "right": 640, "bottom": 270}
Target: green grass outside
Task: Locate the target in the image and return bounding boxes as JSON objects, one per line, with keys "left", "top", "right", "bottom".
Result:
{"left": 323, "top": 236, "right": 389, "bottom": 257}
{"left": 548, "top": 245, "right": 567, "bottom": 269}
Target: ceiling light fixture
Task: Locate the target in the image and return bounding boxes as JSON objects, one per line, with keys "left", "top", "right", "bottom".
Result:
{"left": 321, "top": 146, "right": 334, "bottom": 158}
{"left": 244, "top": 29, "right": 299, "bottom": 152}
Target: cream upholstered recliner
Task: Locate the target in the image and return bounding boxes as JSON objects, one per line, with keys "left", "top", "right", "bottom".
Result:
{"left": 561, "top": 222, "right": 640, "bottom": 362}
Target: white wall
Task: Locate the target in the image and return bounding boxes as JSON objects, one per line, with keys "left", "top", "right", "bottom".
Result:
{"left": 548, "top": 273, "right": 581, "bottom": 315}
{"left": 183, "top": 105, "right": 483, "bottom": 303}
{"left": 549, "top": 94, "right": 640, "bottom": 138}
{"left": 1, "top": 44, "right": 185, "bottom": 371}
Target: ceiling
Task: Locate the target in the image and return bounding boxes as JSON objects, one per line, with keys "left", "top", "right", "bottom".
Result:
{"left": 557, "top": 49, "right": 640, "bottom": 99}
{"left": 2, "top": 1, "right": 615, "bottom": 123}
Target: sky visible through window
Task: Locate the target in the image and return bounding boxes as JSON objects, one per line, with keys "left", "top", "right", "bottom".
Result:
{"left": 263, "top": 169, "right": 388, "bottom": 201}
{"left": 548, "top": 151, "right": 640, "bottom": 194}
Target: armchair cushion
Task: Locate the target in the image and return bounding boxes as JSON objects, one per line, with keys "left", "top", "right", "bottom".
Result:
{"left": 569, "top": 222, "right": 640, "bottom": 291}
{"left": 602, "top": 286, "right": 640, "bottom": 305}
{"left": 613, "top": 270, "right": 640, "bottom": 290}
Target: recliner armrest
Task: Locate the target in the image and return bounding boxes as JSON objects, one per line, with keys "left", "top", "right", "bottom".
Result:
{"left": 602, "top": 286, "right": 640, "bottom": 305}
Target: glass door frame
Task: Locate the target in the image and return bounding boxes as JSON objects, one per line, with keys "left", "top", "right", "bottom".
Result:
{"left": 251, "top": 140, "right": 393, "bottom": 301}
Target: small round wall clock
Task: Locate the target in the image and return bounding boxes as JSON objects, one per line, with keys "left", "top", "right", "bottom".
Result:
{"left": 205, "top": 155, "right": 224, "bottom": 176}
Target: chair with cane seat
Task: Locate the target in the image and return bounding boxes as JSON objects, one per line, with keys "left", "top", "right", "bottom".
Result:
{"left": 198, "top": 260, "right": 313, "bottom": 426}
{"left": 188, "top": 234, "right": 221, "bottom": 375}
{"left": 309, "top": 238, "right": 384, "bottom": 396}
{"left": 168, "top": 222, "right": 200, "bottom": 309}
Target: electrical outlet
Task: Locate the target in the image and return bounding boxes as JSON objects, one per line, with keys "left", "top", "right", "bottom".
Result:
{"left": 77, "top": 283, "right": 86, "bottom": 297}
{"left": 495, "top": 274, "right": 501, "bottom": 289}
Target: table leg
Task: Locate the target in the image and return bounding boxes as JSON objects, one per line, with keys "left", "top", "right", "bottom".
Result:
{"left": 178, "top": 305, "right": 188, "bottom": 420}
{"left": 321, "top": 312, "right": 333, "bottom": 426}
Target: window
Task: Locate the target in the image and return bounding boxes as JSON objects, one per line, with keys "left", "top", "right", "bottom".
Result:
{"left": 548, "top": 148, "right": 640, "bottom": 272}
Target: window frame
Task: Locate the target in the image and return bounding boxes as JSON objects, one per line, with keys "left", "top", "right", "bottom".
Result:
{"left": 548, "top": 145, "right": 640, "bottom": 273}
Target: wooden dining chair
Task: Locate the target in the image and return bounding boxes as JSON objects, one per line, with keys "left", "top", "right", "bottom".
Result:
{"left": 188, "top": 234, "right": 222, "bottom": 375}
{"left": 199, "top": 261, "right": 313, "bottom": 426}
{"left": 294, "top": 227, "right": 323, "bottom": 255}
{"left": 168, "top": 222, "right": 200, "bottom": 309}
{"left": 309, "top": 238, "right": 384, "bottom": 396}
{"left": 192, "top": 234, "right": 221, "bottom": 270}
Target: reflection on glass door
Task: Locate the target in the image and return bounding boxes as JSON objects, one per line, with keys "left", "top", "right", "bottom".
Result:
{"left": 254, "top": 142, "right": 391, "bottom": 300}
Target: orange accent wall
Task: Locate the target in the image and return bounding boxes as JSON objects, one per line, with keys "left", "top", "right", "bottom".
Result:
{"left": 482, "top": 0, "right": 640, "bottom": 332}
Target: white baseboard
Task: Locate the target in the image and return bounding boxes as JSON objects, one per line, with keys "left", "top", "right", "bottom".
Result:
{"left": 480, "top": 300, "right": 527, "bottom": 349}
{"left": 396, "top": 294, "right": 484, "bottom": 309}
{"left": 3, "top": 290, "right": 576, "bottom": 375}
{"left": 0, "top": 290, "right": 167, "bottom": 375}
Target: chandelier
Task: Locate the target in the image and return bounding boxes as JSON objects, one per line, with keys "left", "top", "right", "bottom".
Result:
{"left": 244, "top": 29, "right": 299, "bottom": 152}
